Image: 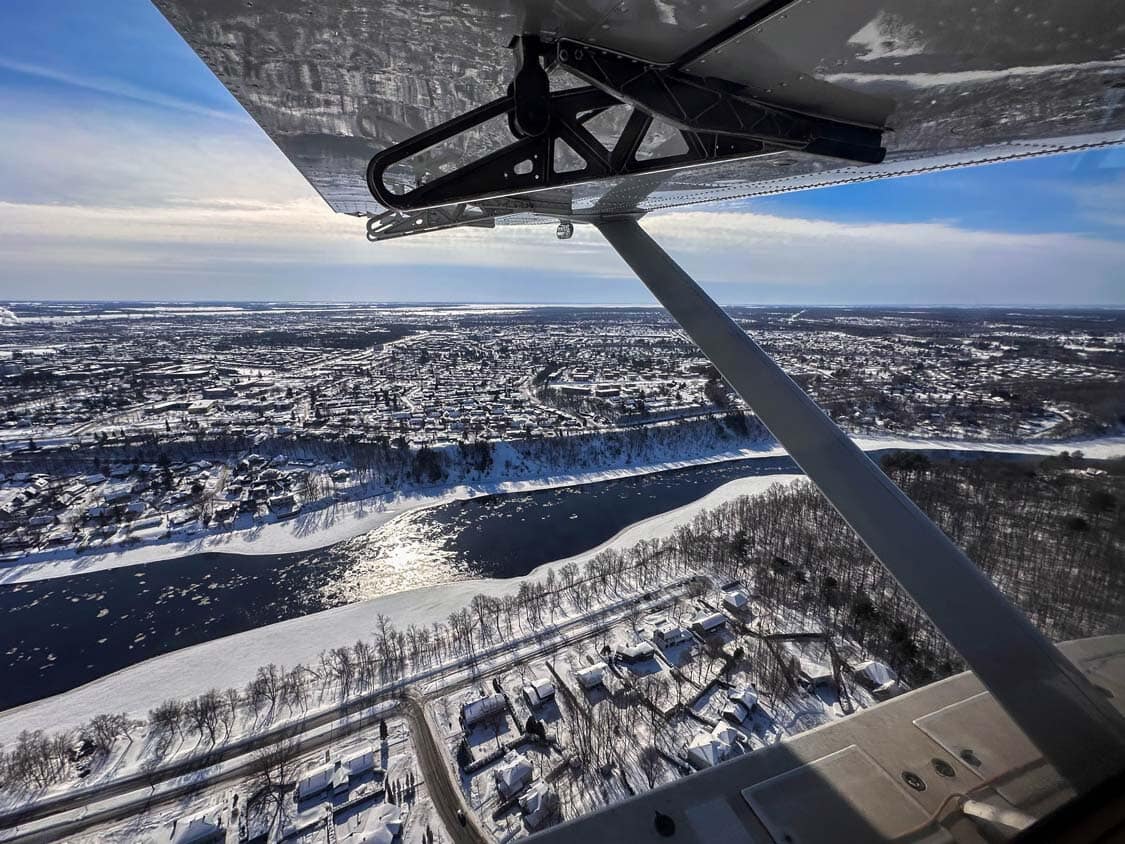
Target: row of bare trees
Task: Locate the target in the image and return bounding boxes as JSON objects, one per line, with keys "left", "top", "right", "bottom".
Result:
{"left": 0, "top": 540, "right": 693, "bottom": 795}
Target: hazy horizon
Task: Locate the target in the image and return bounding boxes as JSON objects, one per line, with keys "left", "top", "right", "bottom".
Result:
{"left": 4, "top": 300, "right": 1125, "bottom": 311}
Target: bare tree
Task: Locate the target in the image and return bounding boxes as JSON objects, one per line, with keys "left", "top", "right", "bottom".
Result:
{"left": 354, "top": 640, "right": 376, "bottom": 688}
{"left": 282, "top": 666, "right": 309, "bottom": 712}
{"left": 220, "top": 688, "right": 240, "bottom": 738}
{"left": 248, "top": 738, "right": 298, "bottom": 836}
{"left": 196, "top": 690, "right": 223, "bottom": 746}
{"left": 11, "top": 730, "right": 58, "bottom": 788}
{"left": 86, "top": 713, "right": 129, "bottom": 754}
{"left": 330, "top": 646, "right": 356, "bottom": 698}
{"left": 148, "top": 699, "right": 184, "bottom": 746}
{"left": 638, "top": 745, "right": 664, "bottom": 790}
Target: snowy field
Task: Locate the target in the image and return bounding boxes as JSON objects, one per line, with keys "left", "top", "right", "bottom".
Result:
{"left": 4, "top": 431, "right": 1122, "bottom": 586}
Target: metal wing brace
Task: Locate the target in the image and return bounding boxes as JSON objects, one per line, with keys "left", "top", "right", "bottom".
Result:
{"left": 366, "top": 35, "right": 886, "bottom": 215}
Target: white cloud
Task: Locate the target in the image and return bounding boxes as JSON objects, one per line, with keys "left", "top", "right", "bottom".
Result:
{"left": 0, "top": 92, "right": 1122, "bottom": 304}
{"left": 3, "top": 199, "right": 1122, "bottom": 305}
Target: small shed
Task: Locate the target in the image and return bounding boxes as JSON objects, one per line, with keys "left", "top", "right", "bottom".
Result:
{"left": 690, "top": 612, "right": 728, "bottom": 636}
{"left": 575, "top": 662, "right": 607, "bottom": 689}
{"left": 522, "top": 677, "right": 556, "bottom": 708}
{"left": 461, "top": 693, "right": 506, "bottom": 728}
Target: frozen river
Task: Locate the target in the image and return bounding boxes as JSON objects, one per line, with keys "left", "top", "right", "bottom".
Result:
{"left": 0, "top": 455, "right": 802, "bottom": 709}
{"left": 0, "top": 447, "right": 1046, "bottom": 710}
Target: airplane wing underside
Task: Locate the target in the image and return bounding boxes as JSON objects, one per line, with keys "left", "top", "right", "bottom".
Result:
{"left": 152, "top": 0, "right": 1125, "bottom": 226}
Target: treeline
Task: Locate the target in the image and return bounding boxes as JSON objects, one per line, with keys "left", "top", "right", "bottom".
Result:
{"left": 2, "top": 412, "right": 770, "bottom": 487}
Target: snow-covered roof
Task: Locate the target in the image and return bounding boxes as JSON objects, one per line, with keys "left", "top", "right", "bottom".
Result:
{"left": 461, "top": 693, "right": 506, "bottom": 725}
{"left": 575, "top": 662, "right": 607, "bottom": 688}
{"left": 296, "top": 762, "right": 334, "bottom": 799}
{"left": 722, "top": 702, "right": 749, "bottom": 724}
{"left": 654, "top": 624, "right": 692, "bottom": 643}
{"left": 494, "top": 751, "right": 533, "bottom": 798}
{"left": 686, "top": 733, "right": 728, "bottom": 769}
{"left": 722, "top": 588, "right": 750, "bottom": 608}
{"left": 798, "top": 657, "right": 834, "bottom": 683}
{"left": 728, "top": 686, "right": 758, "bottom": 710}
{"left": 342, "top": 745, "right": 377, "bottom": 775}
{"left": 523, "top": 677, "right": 555, "bottom": 706}
{"left": 875, "top": 679, "right": 903, "bottom": 699}
{"left": 519, "top": 782, "right": 552, "bottom": 814}
{"left": 617, "top": 641, "right": 655, "bottom": 660}
{"left": 519, "top": 782, "right": 557, "bottom": 828}
{"left": 166, "top": 805, "right": 223, "bottom": 844}
{"left": 711, "top": 722, "right": 741, "bottom": 746}
{"left": 357, "top": 803, "right": 402, "bottom": 844}
{"left": 686, "top": 722, "right": 743, "bottom": 769}
{"left": 690, "top": 611, "right": 728, "bottom": 631}
{"left": 853, "top": 660, "right": 896, "bottom": 688}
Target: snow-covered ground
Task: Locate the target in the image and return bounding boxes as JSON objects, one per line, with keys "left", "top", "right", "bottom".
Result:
{"left": 0, "top": 474, "right": 799, "bottom": 746}
{"left": 2, "top": 432, "right": 1123, "bottom": 742}
{"left": 5, "top": 432, "right": 1122, "bottom": 586}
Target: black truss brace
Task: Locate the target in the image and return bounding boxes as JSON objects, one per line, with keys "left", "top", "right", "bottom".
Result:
{"left": 367, "top": 35, "right": 885, "bottom": 213}
{"left": 367, "top": 85, "right": 769, "bottom": 212}
{"left": 555, "top": 40, "right": 885, "bottom": 165}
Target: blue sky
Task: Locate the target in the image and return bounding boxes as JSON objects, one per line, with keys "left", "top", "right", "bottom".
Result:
{"left": 1, "top": 1, "right": 1123, "bottom": 305}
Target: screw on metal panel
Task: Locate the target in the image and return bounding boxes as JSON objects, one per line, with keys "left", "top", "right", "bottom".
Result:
{"left": 932, "top": 758, "right": 956, "bottom": 778}
{"left": 902, "top": 771, "right": 926, "bottom": 791}
{"left": 960, "top": 748, "right": 982, "bottom": 768}
{"left": 654, "top": 811, "right": 676, "bottom": 837}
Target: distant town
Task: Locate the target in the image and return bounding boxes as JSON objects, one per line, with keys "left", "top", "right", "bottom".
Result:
{"left": 0, "top": 302, "right": 1121, "bottom": 563}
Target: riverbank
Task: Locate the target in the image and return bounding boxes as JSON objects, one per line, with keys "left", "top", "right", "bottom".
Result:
{"left": 0, "top": 471, "right": 803, "bottom": 743}
{"left": 3, "top": 432, "right": 1122, "bottom": 586}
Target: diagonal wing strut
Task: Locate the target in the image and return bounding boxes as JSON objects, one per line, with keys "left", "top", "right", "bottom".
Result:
{"left": 596, "top": 215, "right": 1125, "bottom": 794}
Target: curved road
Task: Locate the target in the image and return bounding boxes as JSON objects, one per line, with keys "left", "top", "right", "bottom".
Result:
{"left": 402, "top": 690, "right": 489, "bottom": 844}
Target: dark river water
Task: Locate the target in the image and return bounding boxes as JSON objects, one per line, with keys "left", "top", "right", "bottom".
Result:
{"left": 0, "top": 449, "right": 1002, "bottom": 710}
